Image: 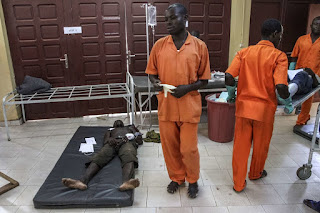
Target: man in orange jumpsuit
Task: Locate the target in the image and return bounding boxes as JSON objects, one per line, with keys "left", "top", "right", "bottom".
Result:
{"left": 145, "top": 3, "right": 210, "bottom": 198}
{"left": 290, "top": 16, "right": 320, "bottom": 125}
{"left": 225, "top": 19, "right": 290, "bottom": 192}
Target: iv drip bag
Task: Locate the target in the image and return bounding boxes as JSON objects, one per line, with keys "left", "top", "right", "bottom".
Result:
{"left": 148, "top": 5, "right": 157, "bottom": 26}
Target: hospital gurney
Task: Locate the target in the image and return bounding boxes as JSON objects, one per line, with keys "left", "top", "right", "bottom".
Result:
{"left": 2, "top": 72, "right": 135, "bottom": 141}
{"left": 278, "top": 85, "right": 320, "bottom": 180}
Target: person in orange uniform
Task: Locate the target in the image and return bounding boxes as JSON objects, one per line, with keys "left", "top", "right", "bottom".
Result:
{"left": 290, "top": 16, "right": 320, "bottom": 125}
{"left": 145, "top": 3, "right": 210, "bottom": 198}
{"left": 225, "top": 19, "right": 290, "bottom": 192}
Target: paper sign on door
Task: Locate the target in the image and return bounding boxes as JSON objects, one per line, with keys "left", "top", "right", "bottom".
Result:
{"left": 64, "top": 27, "right": 82, "bottom": 34}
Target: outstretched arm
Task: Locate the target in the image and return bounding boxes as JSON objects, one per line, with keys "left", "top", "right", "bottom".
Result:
{"left": 225, "top": 73, "right": 236, "bottom": 86}
{"left": 225, "top": 73, "right": 237, "bottom": 103}
{"left": 224, "top": 51, "right": 241, "bottom": 103}
{"left": 274, "top": 53, "right": 290, "bottom": 99}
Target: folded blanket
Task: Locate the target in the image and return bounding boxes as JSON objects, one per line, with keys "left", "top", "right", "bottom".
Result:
{"left": 17, "top": 75, "right": 51, "bottom": 95}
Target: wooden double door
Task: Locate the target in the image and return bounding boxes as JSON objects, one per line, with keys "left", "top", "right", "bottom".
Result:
{"left": 2, "top": 0, "right": 231, "bottom": 120}
{"left": 249, "top": 0, "right": 312, "bottom": 53}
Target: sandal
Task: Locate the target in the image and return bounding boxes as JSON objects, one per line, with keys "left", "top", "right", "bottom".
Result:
{"left": 167, "top": 181, "right": 180, "bottom": 194}
{"left": 188, "top": 182, "right": 199, "bottom": 198}
{"left": 303, "top": 199, "right": 320, "bottom": 212}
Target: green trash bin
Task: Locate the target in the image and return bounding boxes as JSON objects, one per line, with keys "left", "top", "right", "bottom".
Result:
{"left": 205, "top": 94, "right": 235, "bottom": 143}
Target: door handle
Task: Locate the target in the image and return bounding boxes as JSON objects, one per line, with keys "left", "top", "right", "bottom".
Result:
{"left": 127, "top": 50, "right": 135, "bottom": 65}
{"left": 60, "top": 54, "right": 69, "bottom": 69}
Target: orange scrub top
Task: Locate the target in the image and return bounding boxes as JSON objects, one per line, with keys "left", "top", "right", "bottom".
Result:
{"left": 226, "top": 40, "right": 288, "bottom": 124}
{"left": 145, "top": 33, "right": 211, "bottom": 123}
{"left": 291, "top": 34, "right": 320, "bottom": 75}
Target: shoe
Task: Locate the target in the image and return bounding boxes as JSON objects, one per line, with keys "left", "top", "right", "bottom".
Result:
{"left": 249, "top": 170, "right": 267, "bottom": 180}
{"left": 233, "top": 180, "right": 246, "bottom": 193}
{"left": 296, "top": 118, "right": 310, "bottom": 126}
{"left": 303, "top": 199, "right": 320, "bottom": 212}
{"left": 259, "top": 170, "right": 267, "bottom": 179}
{"left": 188, "top": 182, "right": 199, "bottom": 198}
{"left": 167, "top": 181, "right": 180, "bottom": 194}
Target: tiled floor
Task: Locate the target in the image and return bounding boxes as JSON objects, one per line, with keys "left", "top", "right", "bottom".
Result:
{"left": 1, "top": 105, "right": 320, "bottom": 213}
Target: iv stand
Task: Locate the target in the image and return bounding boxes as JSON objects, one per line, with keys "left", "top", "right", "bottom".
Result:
{"left": 142, "top": 3, "right": 153, "bottom": 130}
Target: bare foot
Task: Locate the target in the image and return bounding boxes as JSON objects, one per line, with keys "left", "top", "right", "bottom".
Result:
{"left": 62, "top": 178, "right": 87, "bottom": 190}
{"left": 119, "top": 178, "right": 140, "bottom": 191}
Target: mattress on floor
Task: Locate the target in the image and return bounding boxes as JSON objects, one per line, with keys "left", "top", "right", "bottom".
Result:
{"left": 33, "top": 126, "right": 134, "bottom": 209}
{"left": 293, "top": 124, "right": 319, "bottom": 143}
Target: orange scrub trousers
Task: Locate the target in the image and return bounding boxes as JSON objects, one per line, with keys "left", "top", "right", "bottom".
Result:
{"left": 291, "top": 35, "right": 320, "bottom": 125}
{"left": 226, "top": 40, "right": 288, "bottom": 191}
{"left": 145, "top": 33, "right": 211, "bottom": 184}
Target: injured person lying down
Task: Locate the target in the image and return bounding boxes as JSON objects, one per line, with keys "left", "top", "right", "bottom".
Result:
{"left": 278, "top": 68, "right": 320, "bottom": 113}
{"left": 62, "top": 120, "right": 142, "bottom": 191}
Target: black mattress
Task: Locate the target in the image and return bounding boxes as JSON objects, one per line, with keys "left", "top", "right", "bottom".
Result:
{"left": 293, "top": 124, "right": 319, "bottom": 143}
{"left": 33, "top": 126, "right": 134, "bottom": 209}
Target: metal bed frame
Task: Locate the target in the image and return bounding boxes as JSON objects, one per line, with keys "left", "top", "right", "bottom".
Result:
{"left": 2, "top": 72, "right": 135, "bottom": 141}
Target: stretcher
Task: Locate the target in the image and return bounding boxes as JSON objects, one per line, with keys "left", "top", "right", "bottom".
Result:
{"left": 278, "top": 86, "right": 320, "bottom": 113}
{"left": 278, "top": 85, "right": 320, "bottom": 180}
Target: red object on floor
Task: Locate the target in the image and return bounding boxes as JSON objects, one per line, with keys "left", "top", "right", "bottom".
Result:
{"left": 206, "top": 94, "right": 235, "bottom": 143}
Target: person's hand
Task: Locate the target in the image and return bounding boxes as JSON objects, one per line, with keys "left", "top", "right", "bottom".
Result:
{"left": 277, "top": 95, "right": 294, "bottom": 114}
{"left": 227, "top": 96, "right": 236, "bottom": 103}
{"left": 152, "top": 79, "right": 163, "bottom": 91}
{"left": 105, "top": 138, "right": 117, "bottom": 146}
{"left": 171, "top": 85, "right": 190, "bottom": 98}
{"left": 283, "top": 97, "right": 294, "bottom": 114}
{"left": 136, "top": 135, "right": 143, "bottom": 145}
{"left": 289, "top": 62, "right": 296, "bottom": 70}
{"left": 226, "top": 85, "right": 236, "bottom": 103}
{"left": 122, "top": 136, "right": 129, "bottom": 143}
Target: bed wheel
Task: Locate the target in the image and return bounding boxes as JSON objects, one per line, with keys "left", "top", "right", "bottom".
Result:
{"left": 296, "top": 166, "right": 312, "bottom": 180}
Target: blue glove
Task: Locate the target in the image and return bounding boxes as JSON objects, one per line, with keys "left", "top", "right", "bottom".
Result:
{"left": 289, "top": 62, "right": 296, "bottom": 70}
{"left": 278, "top": 96, "right": 294, "bottom": 114}
{"left": 226, "top": 85, "right": 236, "bottom": 103}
